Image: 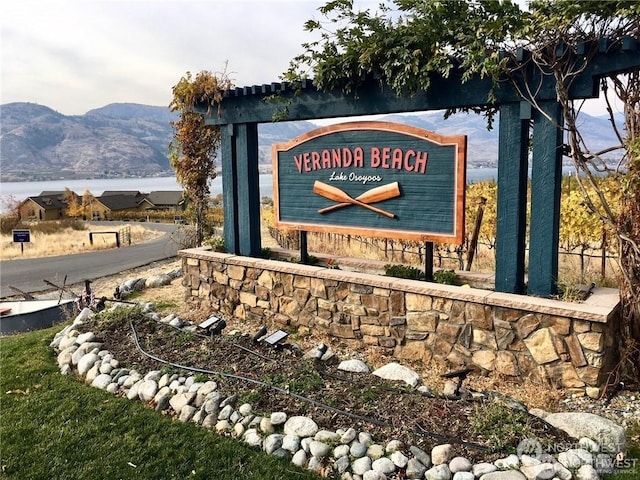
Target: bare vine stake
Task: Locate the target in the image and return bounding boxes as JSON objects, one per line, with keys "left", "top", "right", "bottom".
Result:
{"left": 466, "top": 197, "right": 487, "bottom": 271}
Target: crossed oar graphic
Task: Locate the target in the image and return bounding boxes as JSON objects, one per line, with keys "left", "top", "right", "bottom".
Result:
{"left": 313, "top": 181, "right": 400, "bottom": 218}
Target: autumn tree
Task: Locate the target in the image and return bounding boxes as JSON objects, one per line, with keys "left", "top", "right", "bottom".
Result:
{"left": 63, "top": 188, "right": 83, "bottom": 218}
{"left": 0, "top": 195, "right": 22, "bottom": 234}
{"left": 285, "top": 0, "right": 640, "bottom": 380}
{"left": 169, "top": 70, "right": 233, "bottom": 245}
{"left": 81, "top": 189, "right": 96, "bottom": 220}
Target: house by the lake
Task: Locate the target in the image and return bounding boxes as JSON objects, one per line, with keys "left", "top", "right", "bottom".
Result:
{"left": 18, "top": 191, "right": 77, "bottom": 221}
{"left": 18, "top": 190, "right": 186, "bottom": 221}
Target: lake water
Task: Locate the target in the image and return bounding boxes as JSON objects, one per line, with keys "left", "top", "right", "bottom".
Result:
{"left": 0, "top": 167, "right": 577, "bottom": 212}
{"left": 0, "top": 175, "right": 263, "bottom": 211}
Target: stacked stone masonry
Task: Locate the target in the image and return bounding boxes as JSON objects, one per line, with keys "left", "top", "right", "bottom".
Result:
{"left": 180, "top": 249, "right": 621, "bottom": 391}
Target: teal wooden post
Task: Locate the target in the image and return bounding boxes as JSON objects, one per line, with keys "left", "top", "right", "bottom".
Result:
{"left": 221, "top": 124, "right": 239, "bottom": 253}
{"left": 528, "top": 101, "right": 564, "bottom": 296}
{"left": 495, "top": 102, "right": 530, "bottom": 293}
{"left": 234, "top": 123, "right": 262, "bottom": 256}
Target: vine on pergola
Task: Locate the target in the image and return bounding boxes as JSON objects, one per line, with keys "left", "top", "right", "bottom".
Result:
{"left": 284, "top": 0, "right": 640, "bottom": 383}
{"left": 169, "top": 70, "right": 233, "bottom": 245}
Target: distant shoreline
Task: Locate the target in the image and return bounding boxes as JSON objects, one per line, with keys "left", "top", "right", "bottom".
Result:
{"left": 1, "top": 167, "right": 583, "bottom": 212}
{"left": 0, "top": 173, "right": 176, "bottom": 183}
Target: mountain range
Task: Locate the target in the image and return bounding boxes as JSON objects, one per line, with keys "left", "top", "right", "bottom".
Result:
{"left": 0, "top": 102, "right": 620, "bottom": 182}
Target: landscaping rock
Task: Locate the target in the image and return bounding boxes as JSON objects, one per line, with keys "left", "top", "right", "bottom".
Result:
{"left": 544, "top": 412, "right": 626, "bottom": 454}
{"left": 145, "top": 274, "right": 172, "bottom": 288}
{"left": 352, "top": 456, "right": 373, "bottom": 475}
{"left": 367, "top": 444, "right": 385, "bottom": 460}
{"left": 410, "top": 445, "right": 432, "bottom": 468}
{"left": 91, "top": 373, "right": 112, "bottom": 390}
{"left": 338, "top": 359, "right": 370, "bottom": 373}
{"left": 270, "top": 411, "right": 287, "bottom": 426}
{"left": 519, "top": 462, "right": 555, "bottom": 480}
{"left": 372, "top": 362, "right": 422, "bottom": 387}
{"left": 138, "top": 380, "right": 158, "bottom": 402}
{"left": 372, "top": 457, "right": 395, "bottom": 474}
{"left": 292, "top": 449, "right": 307, "bottom": 468}
{"left": 449, "top": 456, "right": 472, "bottom": 472}
{"left": 309, "top": 441, "right": 331, "bottom": 459}
{"left": 340, "top": 427, "right": 357, "bottom": 444}
{"left": 425, "top": 463, "right": 452, "bottom": 480}
{"left": 264, "top": 434, "right": 284, "bottom": 454}
{"left": 385, "top": 439, "right": 403, "bottom": 453}
{"left": 558, "top": 448, "right": 593, "bottom": 469}
{"left": 284, "top": 416, "right": 318, "bottom": 437}
{"left": 243, "top": 429, "right": 263, "bottom": 448}
{"left": 452, "top": 473, "right": 474, "bottom": 480}
{"left": 406, "top": 457, "right": 428, "bottom": 479}
{"left": 169, "top": 392, "right": 195, "bottom": 414}
{"left": 315, "top": 429, "right": 340, "bottom": 443}
{"left": 432, "top": 444, "right": 454, "bottom": 465}
{"left": 495, "top": 454, "right": 520, "bottom": 470}
{"left": 334, "top": 455, "right": 350, "bottom": 474}
{"left": 77, "top": 352, "right": 99, "bottom": 376}
{"left": 472, "top": 462, "right": 497, "bottom": 477}
{"left": 480, "top": 472, "right": 527, "bottom": 480}
{"left": 179, "top": 405, "right": 196, "bottom": 422}
{"left": 390, "top": 450, "right": 409, "bottom": 468}
{"left": 575, "top": 464, "right": 599, "bottom": 480}
{"left": 333, "top": 444, "right": 350, "bottom": 459}
{"left": 350, "top": 442, "right": 368, "bottom": 458}
{"left": 282, "top": 435, "right": 301, "bottom": 454}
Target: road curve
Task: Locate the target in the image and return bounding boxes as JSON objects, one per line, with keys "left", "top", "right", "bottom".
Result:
{"left": 0, "top": 223, "right": 182, "bottom": 298}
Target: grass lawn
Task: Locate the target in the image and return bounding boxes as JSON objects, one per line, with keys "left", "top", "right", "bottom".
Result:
{"left": 0, "top": 325, "right": 320, "bottom": 480}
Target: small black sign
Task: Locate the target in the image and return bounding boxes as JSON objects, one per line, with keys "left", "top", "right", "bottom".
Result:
{"left": 12, "top": 229, "right": 31, "bottom": 243}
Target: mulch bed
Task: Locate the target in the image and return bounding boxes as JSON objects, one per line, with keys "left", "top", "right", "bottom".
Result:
{"left": 79, "top": 310, "right": 573, "bottom": 463}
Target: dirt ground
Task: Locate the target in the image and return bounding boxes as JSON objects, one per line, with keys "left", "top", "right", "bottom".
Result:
{"left": 27, "top": 257, "right": 184, "bottom": 305}
{"left": 86, "top": 308, "right": 576, "bottom": 462}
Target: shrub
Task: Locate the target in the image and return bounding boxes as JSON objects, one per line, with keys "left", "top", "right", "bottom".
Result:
{"left": 434, "top": 269, "right": 457, "bottom": 285}
{"left": 0, "top": 196, "right": 21, "bottom": 235}
{"left": 0, "top": 214, "right": 21, "bottom": 235}
{"left": 304, "top": 255, "right": 320, "bottom": 266}
{"left": 470, "top": 399, "right": 535, "bottom": 452}
{"left": 384, "top": 264, "right": 425, "bottom": 280}
{"left": 93, "top": 305, "right": 146, "bottom": 332}
{"left": 326, "top": 258, "right": 340, "bottom": 269}
{"left": 205, "top": 235, "right": 225, "bottom": 252}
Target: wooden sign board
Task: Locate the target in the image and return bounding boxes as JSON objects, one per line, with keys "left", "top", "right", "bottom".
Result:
{"left": 272, "top": 121, "right": 467, "bottom": 243}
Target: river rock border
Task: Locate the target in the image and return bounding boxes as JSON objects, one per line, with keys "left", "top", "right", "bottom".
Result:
{"left": 50, "top": 304, "right": 627, "bottom": 480}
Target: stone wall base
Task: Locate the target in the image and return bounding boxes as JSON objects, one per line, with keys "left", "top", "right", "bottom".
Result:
{"left": 180, "top": 248, "right": 621, "bottom": 392}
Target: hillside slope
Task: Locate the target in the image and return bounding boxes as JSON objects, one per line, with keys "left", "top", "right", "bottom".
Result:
{"left": 1, "top": 102, "right": 619, "bottom": 182}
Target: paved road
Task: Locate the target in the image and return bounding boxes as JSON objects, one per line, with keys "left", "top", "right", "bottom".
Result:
{"left": 0, "top": 223, "right": 182, "bottom": 298}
